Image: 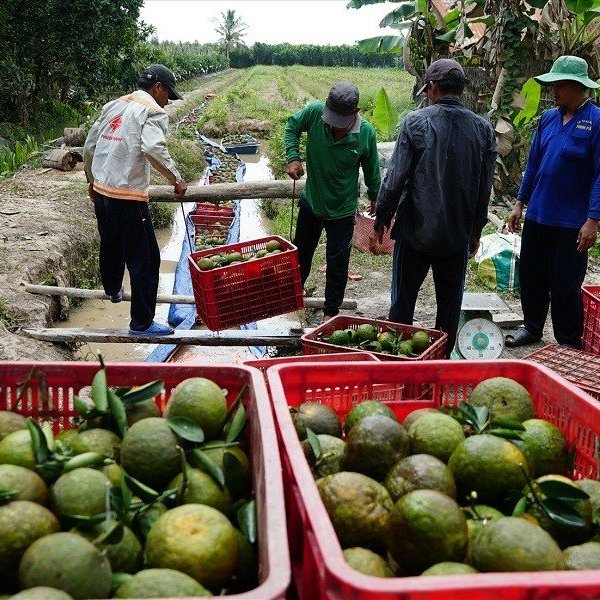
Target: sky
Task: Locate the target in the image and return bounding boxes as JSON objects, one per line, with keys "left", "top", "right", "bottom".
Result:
{"left": 139, "top": 1, "right": 398, "bottom": 46}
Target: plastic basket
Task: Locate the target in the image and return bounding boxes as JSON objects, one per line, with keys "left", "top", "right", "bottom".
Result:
{"left": 189, "top": 236, "right": 304, "bottom": 331}
{"left": 353, "top": 212, "right": 394, "bottom": 255}
{"left": 525, "top": 344, "right": 600, "bottom": 400}
{"left": 191, "top": 203, "right": 235, "bottom": 218}
{"left": 582, "top": 285, "right": 600, "bottom": 355}
{"left": 190, "top": 213, "right": 234, "bottom": 228}
{"left": 0, "top": 361, "right": 290, "bottom": 600}
{"left": 301, "top": 315, "right": 447, "bottom": 361}
{"left": 267, "top": 359, "right": 600, "bottom": 600}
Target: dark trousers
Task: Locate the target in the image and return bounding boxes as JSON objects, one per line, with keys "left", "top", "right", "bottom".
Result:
{"left": 93, "top": 192, "right": 160, "bottom": 331}
{"left": 520, "top": 219, "right": 587, "bottom": 347}
{"left": 389, "top": 238, "right": 469, "bottom": 357}
{"left": 293, "top": 197, "right": 355, "bottom": 316}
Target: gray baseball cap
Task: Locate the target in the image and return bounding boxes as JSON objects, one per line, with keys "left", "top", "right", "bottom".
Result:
{"left": 416, "top": 59, "right": 469, "bottom": 95}
{"left": 140, "top": 64, "right": 183, "bottom": 101}
{"left": 322, "top": 81, "right": 360, "bottom": 128}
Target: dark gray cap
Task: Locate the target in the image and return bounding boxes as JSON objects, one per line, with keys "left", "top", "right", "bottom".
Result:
{"left": 416, "top": 59, "right": 469, "bottom": 95}
{"left": 323, "top": 81, "right": 359, "bottom": 128}
{"left": 140, "top": 64, "right": 183, "bottom": 101}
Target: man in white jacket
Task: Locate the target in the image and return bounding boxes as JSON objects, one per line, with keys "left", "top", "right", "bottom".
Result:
{"left": 84, "top": 64, "right": 187, "bottom": 336}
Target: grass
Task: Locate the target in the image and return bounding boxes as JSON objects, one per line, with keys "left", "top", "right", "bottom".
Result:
{"left": 66, "top": 237, "right": 101, "bottom": 308}
{"left": 0, "top": 298, "right": 17, "bottom": 330}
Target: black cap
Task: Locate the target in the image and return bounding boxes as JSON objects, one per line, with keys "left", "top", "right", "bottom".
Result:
{"left": 139, "top": 64, "right": 183, "bottom": 101}
{"left": 416, "top": 59, "right": 469, "bottom": 95}
{"left": 323, "top": 81, "right": 360, "bottom": 128}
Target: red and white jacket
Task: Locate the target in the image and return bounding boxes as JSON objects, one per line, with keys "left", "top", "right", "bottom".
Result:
{"left": 83, "top": 90, "right": 182, "bottom": 202}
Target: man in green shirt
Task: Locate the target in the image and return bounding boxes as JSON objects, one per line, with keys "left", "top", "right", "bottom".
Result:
{"left": 285, "top": 81, "right": 381, "bottom": 319}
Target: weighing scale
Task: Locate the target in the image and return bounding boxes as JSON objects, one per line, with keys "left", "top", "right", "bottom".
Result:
{"left": 452, "top": 293, "right": 509, "bottom": 359}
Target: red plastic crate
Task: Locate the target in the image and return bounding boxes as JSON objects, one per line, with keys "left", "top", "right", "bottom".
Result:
{"left": 582, "top": 285, "right": 600, "bottom": 354}
{"left": 525, "top": 344, "right": 600, "bottom": 400}
{"left": 244, "top": 352, "right": 379, "bottom": 394}
{"left": 190, "top": 213, "right": 234, "bottom": 228}
{"left": 0, "top": 362, "right": 290, "bottom": 600}
{"left": 191, "top": 203, "right": 235, "bottom": 218}
{"left": 267, "top": 359, "right": 600, "bottom": 600}
{"left": 301, "top": 315, "right": 447, "bottom": 361}
{"left": 353, "top": 212, "right": 394, "bottom": 255}
{"left": 189, "top": 235, "right": 304, "bottom": 331}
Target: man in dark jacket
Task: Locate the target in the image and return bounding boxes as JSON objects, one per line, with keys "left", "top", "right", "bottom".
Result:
{"left": 374, "top": 59, "right": 497, "bottom": 356}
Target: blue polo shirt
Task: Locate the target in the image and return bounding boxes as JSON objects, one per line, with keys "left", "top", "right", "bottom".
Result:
{"left": 518, "top": 101, "right": 600, "bottom": 228}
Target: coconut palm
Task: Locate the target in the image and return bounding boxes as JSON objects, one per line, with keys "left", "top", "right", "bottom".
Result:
{"left": 213, "top": 9, "right": 248, "bottom": 66}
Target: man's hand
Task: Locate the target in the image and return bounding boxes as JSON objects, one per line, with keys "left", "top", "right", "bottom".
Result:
{"left": 88, "top": 183, "right": 95, "bottom": 203}
{"left": 174, "top": 181, "right": 187, "bottom": 198}
{"left": 286, "top": 160, "right": 304, "bottom": 180}
{"left": 468, "top": 234, "right": 480, "bottom": 259}
{"left": 507, "top": 200, "right": 524, "bottom": 233}
{"left": 368, "top": 200, "right": 377, "bottom": 217}
{"left": 577, "top": 218, "right": 598, "bottom": 253}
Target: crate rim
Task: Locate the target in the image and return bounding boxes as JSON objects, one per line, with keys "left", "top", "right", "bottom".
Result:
{"left": 266, "top": 359, "right": 600, "bottom": 595}
{"left": 0, "top": 361, "right": 290, "bottom": 600}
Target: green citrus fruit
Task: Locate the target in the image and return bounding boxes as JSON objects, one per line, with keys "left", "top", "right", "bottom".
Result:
{"left": 291, "top": 402, "right": 342, "bottom": 440}
{"left": 327, "top": 330, "right": 351, "bottom": 347}
{"left": 387, "top": 489, "right": 469, "bottom": 574}
{"left": 463, "top": 504, "right": 505, "bottom": 564}
{"left": 407, "top": 413, "right": 465, "bottom": 463}
{"left": 316, "top": 472, "right": 392, "bottom": 550}
{"left": 472, "top": 516, "right": 564, "bottom": 572}
{"left": 343, "top": 547, "right": 394, "bottom": 577}
{"left": 0, "top": 501, "right": 59, "bottom": 587}
{"left": 50, "top": 468, "right": 110, "bottom": 518}
{"left": 265, "top": 240, "right": 281, "bottom": 252}
{"left": 383, "top": 454, "right": 456, "bottom": 502}
{"left": 344, "top": 415, "right": 409, "bottom": 480}
{"left": 0, "top": 411, "right": 27, "bottom": 441}
{"left": 518, "top": 419, "right": 568, "bottom": 477}
{"left": 301, "top": 434, "right": 345, "bottom": 478}
{"left": 55, "top": 429, "right": 79, "bottom": 451}
{"left": 448, "top": 434, "right": 528, "bottom": 504}
{"left": 18, "top": 532, "right": 112, "bottom": 600}
{"left": 169, "top": 468, "right": 233, "bottom": 517}
{"left": 79, "top": 520, "right": 142, "bottom": 573}
{"left": 402, "top": 408, "right": 437, "bottom": 430}
{"left": 355, "top": 324, "right": 378, "bottom": 343}
{"left": 115, "top": 568, "right": 212, "bottom": 598}
{"left": 0, "top": 429, "right": 35, "bottom": 469}
{"left": 10, "top": 587, "right": 74, "bottom": 600}
{"left": 190, "top": 444, "right": 250, "bottom": 494}
{"left": 231, "top": 528, "right": 257, "bottom": 592}
{"left": 563, "top": 541, "right": 600, "bottom": 570}
{"left": 421, "top": 562, "right": 478, "bottom": 575}
{"left": 469, "top": 377, "right": 534, "bottom": 422}
{"left": 70, "top": 428, "right": 121, "bottom": 460}
{"left": 120, "top": 418, "right": 181, "bottom": 490}
{"left": 377, "top": 332, "right": 396, "bottom": 352}
{"left": 165, "top": 378, "right": 227, "bottom": 440}
{"left": 344, "top": 400, "right": 396, "bottom": 434}
{"left": 145, "top": 504, "right": 239, "bottom": 591}
{"left": 101, "top": 463, "right": 122, "bottom": 487}
{"left": 397, "top": 340, "right": 413, "bottom": 356}
{"left": 576, "top": 479, "right": 600, "bottom": 524}
{"left": 411, "top": 331, "right": 431, "bottom": 353}
{"left": 198, "top": 258, "right": 215, "bottom": 271}
{"left": 0, "top": 464, "right": 47, "bottom": 504}
{"left": 126, "top": 399, "right": 160, "bottom": 426}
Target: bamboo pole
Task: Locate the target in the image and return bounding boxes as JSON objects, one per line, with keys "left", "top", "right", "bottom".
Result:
{"left": 148, "top": 179, "right": 305, "bottom": 202}
{"left": 23, "top": 327, "right": 302, "bottom": 347}
{"left": 24, "top": 284, "right": 358, "bottom": 310}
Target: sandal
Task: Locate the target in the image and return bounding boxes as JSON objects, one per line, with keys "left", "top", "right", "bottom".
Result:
{"left": 505, "top": 327, "right": 541, "bottom": 348}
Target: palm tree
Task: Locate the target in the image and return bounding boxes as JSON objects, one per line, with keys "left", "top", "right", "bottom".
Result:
{"left": 213, "top": 9, "right": 248, "bottom": 66}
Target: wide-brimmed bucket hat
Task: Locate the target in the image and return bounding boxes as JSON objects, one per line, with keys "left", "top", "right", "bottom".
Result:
{"left": 535, "top": 55, "right": 599, "bottom": 89}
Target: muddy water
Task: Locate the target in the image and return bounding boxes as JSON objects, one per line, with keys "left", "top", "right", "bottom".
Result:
{"left": 60, "top": 147, "right": 301, "bottom": 363}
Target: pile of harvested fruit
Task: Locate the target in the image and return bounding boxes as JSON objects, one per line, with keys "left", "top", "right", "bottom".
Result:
{"left": 194, "top": 227, "right": 230, "bottom": 251}
{"left": 0, "top": 361, "right": 257, "bottom": 599}
{"left": 292, "top": 376, "right": 600, "bottom": 577}
{"left": 195, "top": 240, "right": 282, "bottom": 270}
{"left": 321, "top": 323, "right": 434, "bottom": 356}
{"left": 222, "top": 134, "right": 258, "bottom": 146}
{"left": 204, "top": 145, "right": 242, "bottom": 184}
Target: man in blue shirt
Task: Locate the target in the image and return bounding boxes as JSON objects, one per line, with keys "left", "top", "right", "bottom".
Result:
{"left": 506, "top": 55, "right": 600, "bottom": 348}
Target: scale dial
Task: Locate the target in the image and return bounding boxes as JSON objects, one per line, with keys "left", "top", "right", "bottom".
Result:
{"left": 457, "top": 317, "right": 504, "bottom": 359}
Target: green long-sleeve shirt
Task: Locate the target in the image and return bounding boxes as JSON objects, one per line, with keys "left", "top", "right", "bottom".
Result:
{"left": 284, "top": 101, "right": 381, "bottom": 219}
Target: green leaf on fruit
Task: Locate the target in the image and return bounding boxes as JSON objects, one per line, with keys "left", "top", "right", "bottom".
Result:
{"left": 541, "top": 497, "right": 587, "bottom": 528}
{"left": 223, "top": 451, "right": 246, "bottom": 497}
{"left": 192, "top": 449, "right": 225, "bottom": 487}
{"left": 538, "top": 480, "right": 590, "bottom": 502}
{"left": 120, "top": 380, "right": 164, "bottom": 407}
{"left": 237, "top": 499, "right": 257, "bottom": 543}
{"left": 166, "top": 417, "right": 205, "bottom": 443}
{"left": 512, "top": 495, "right": 527, "bottom": 517}
{"left": 306, "top": 428, "right": 322, "bottom": 459}
{"left": 225, "top": 404, "right": 246, "bottom": 443}
{"left": 122, "top": 472, "right": 159, "bottom": 503}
